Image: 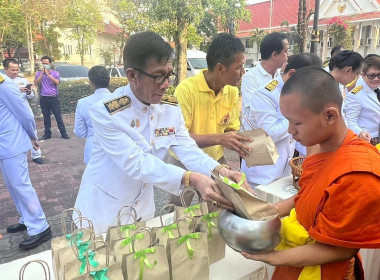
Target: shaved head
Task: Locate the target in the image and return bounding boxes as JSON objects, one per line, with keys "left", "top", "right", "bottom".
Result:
{"left": 281, "top": 67, "right": 342, "bottom": 114}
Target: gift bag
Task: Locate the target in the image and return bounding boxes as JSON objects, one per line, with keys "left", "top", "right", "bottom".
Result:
{"left": 212, "top": 171, "right": 278, "bottom": 220}
{"left": 19, "top": 260, "right": 51, "bottom": 280}
{"left": 151, "top": 204, "right": 181, "bottom": 248}
{"left": 113, "top": 213, "right": 151, "bottom": 262}
{"left": 63, "top": 240, "right": 111, "bottom": 280}
{"left": 174, "top": 188, "right": 208, "bottom": 221}
{"left": 105, "top": 205, "right": 146, "bottom": 253}
{"left": 238, "top": 115, "right": 279, "bottom": 167}
{"left": 196, "top": 210, "right": 225, "bottom": 264}
{"left": 71, "top": 240, "right": 124, "bottom": 280}
{"left": 167, "top": 217, "right": 209, "bottom": 280}
{"left": 52, "top": 208, "right": 83, "bottom": 280}
{"left": 123, "top": 228, "right": 170, "bottom": 280}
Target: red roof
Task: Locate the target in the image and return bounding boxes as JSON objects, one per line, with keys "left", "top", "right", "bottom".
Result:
{"left": 101, "top": 21, "right": 122, "bottom": 36}
{"left": 316, "top": 11, "right": 380, "bottom": 26}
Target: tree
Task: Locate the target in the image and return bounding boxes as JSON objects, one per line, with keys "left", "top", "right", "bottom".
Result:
{"left": 249, "top": 27, "right": 267, "bottom": 61}
{"left": 327, "top": 17, "right": 353, "bottom": 50}
{"left": 296, "top": 0, "right": 314, "bottom": 53}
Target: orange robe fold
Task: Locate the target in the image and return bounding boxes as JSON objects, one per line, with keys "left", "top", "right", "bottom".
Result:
{"left": 273, "top": 130, "right": 380, "bottom": 280}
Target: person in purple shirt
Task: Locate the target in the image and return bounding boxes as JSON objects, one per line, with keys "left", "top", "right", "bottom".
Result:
{"left": 34, "top": 56, "right": 70, "bottom": 140}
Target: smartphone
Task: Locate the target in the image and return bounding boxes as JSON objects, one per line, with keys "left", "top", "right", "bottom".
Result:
{"left": 26, "top": 84, "right": 32, "bottom": 89}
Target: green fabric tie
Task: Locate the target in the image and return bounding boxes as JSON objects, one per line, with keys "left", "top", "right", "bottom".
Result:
{"left": 78, "top": 251, "right": 99, "bottom": 275}
{"left": 202, "top": 212, "right": 219, "bottom": 240}
{"left": 133, "top": 248, "right": 157, "bottom": 280}
{"left": 184, "top": 204, "right": 200, "bottom": 217}
{"left": 162, "top": 223, "right": 178, "bottom": 238}
{"left": 89, "top": 268, "right": 109, "bottom": 280}
{"left": 177, "top": 233, "right": 200, "bottom": 259}
{"left": 77, "top": 240, "right": 91, "bottom": 257}
{"left": 119, "top": 224, "right": 137, "bottom": 238}
{"left": 120, "top": 233, "right": 144, "bottom": 252}
{"left": 222, "top": 172, "right": 246, "bottom": 190}
{"left": 65, "top": 231, "right": 83, "bottom": 245}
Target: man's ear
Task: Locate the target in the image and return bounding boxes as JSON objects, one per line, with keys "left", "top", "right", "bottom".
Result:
{"left": 126, "top": 68, "right": 137, "bottom": 84}
{"left": 215, "top": 63, "right": 224, "bottom": 73}
{"left": 345, "top": 66, "right": 352, "bottom": 74}
{"left": 324, "top": 106, "right": 340, "bottom": 124}
{"left": 287, "top": 69, "right": 296, "bottom": 77}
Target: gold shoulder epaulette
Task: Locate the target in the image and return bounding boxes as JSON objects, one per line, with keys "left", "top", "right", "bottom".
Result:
{"left": 161, "top": 94, "right": 178, "bottom": 105}
{"left": 0, "top": 75, "right": 4, "bottom": 83}
{"left": 265, "top": 80, "right": 279, "bottom": 92}
{"left": 323, "top": 59, "right": 330, "bottom": 68}
{"left": 104, "top": 95, "right": 131, "bottom": 114}
{"left": 351, "top": 85, "right": 363, "bottom": 95}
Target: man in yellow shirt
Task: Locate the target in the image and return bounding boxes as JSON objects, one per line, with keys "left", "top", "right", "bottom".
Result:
{"left": 168, "top": 33, "right": 252, "bottom": 207}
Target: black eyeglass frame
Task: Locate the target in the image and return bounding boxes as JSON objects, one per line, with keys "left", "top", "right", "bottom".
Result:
{"left": 365, "top": 73, "right": 380, "bottom": 80}
{"left": 133, "top": 67, "right": 176, "bottom": 84}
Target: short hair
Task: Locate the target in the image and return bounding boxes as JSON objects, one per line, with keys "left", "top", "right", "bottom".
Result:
{"left": 328, "top": 50, "right": 363, "bottom": 72}
{"left": 260, "top": 32, "right": 287, "bottom": 60}
{"left": 123, "top": 31, "right": 173, "bottom": 70}
{"left": 364, "top": 54, "right": 380, "bottom": 62}
{"left": 281, "top": 67, "right": 342, "bottom": 114}
{"left": 284, "top": 53, "right": 322, "bottom": 74}
{"left": 330, "top": 45, "right": 343, "bottom": 58}
{"left": 41, "top": 56, "right": 52, "bottom": 63}
{"left": 206, "top": 33, "right": 245, "bottom": 71}
{"left": 2, "top": 58, "right": 18, "bottom": 69}
{"left": 363, "top": 56, "right": 380, "bottom": 74}
{"left": 88, "top": 65, "right": 110, "bottom": 88}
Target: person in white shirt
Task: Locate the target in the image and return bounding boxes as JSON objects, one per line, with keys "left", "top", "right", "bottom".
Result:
{"left": 241, "top": 53, "right": 322, "bottom": 188}
{"left": 2, "top": 58, "right": 44, "bottom": 164}
{"left": 323, "top": 45, "right": 344, "bottom": 72}
{"left": 74, "top": 66, "right": 112, "bottom": 164}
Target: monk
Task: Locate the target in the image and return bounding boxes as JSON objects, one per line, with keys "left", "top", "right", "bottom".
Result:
{"left": 242, "top": 67, "right": 380, "bottom": 279}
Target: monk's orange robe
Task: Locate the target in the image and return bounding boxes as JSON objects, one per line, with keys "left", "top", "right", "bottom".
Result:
{"left": 273, "top": 130, "right": 380, "bottom": 280}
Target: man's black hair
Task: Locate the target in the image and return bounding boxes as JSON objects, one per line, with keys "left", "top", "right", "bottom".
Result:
{"left": 260, "top": 32, "right": 287, "bottom": 60}
{"left": 41, "top": 56, "right": 52, "bottom": 63}
{"left": 2, "top": 58, "right": 18, "bottom": 68}
{"left": 282, "top": 67, "right": 342, "bottom": 113}
{"left": 328, "top": 50, "right": 363, "bottom": 72}
{"left": 284, "top": 53, "right": 322, "bottom": 74}
{"left": 330, "top": 45, "right": 343, "bottom": 58}
{"left": 88, "top": 65, "right": 110, "bottom": 89}
{"left": 364, "top": 54, "right": 380, "bottom": 61}
{"left": 206, "top": 33, "right": 245, "bottom": 71}
{"left": 123, "top": 31, "right": 173, "bottom": 70}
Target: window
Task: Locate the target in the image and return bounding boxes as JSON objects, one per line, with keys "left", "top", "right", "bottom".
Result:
{"left": 245, "top": 39, "right": 253, "bottom": 48}
{"left": 63, "top": 45, "right": 73, "bottom": 55}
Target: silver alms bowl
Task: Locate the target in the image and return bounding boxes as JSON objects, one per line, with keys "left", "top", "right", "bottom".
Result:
{"left": 218, "top": 209, "right": 282, "bottom": 253}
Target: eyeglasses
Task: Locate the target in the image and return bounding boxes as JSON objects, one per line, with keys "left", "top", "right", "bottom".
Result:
{"left": 365, "top": 73, "right": 380, "bottom": 80}
{"left": 133, "top": 68, "right": 176, "bottom": 84}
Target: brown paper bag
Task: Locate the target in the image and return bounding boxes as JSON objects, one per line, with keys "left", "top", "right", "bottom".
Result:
{"left": 167, "top": 217, "right": 209, "bottom": 280}
{"left": 71, "top": 241, "right": 124, "bottom": 280}
{"left": 52, "top": 208, "right": 83, "bottom": 280}
{"left": 19, "top": 260, "right": 51, "bottom": 280}
{"left": 212, "top": 171, "right": 278, "bottom": 220}
{"left": 105, "top": 206, "right": 146, "bottom": 253}
{"left": 239, "top": 115, "right": 279, "bottom": 167}
{"left": 196, "top": 210, "right": 225, "bottom": 264}
{"left": 174, "top": 188, "right": 208, "bottom": 221}
{"left": 122, "top": 228, "right": 170, "bottom": 280}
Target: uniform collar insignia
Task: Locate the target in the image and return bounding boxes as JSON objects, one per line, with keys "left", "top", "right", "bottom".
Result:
{"left": 160, "top": 94, "right": 178, "bottom": 105}
{"left": 0, "top": 75, "right": 4, "bottom": 83}
{"left": 265, "top": 80, "right": 279, "bottom": 92}
{"left": 104, "top": 95, "right": 131, "bottom": 114}
{"left": 351, "top": 85, "right": 363, "bottom": 95}
{"left": 131, "top": 119, "right": 135, "bottom": 127}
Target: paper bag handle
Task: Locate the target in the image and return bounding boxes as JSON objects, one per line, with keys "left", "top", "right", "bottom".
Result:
{"left": 70, "top": 216, "right": 94, "bottom": 233}
{"left": 131, "top": 227, "right": 152, "bottom": 253}
{"left": 159, "top": 204, "right": 179, "bottom": 227}
{"left": 117, "top": 212, "right": 138, "bottom": 239}
{"left": 117, "top": 206, "right": 138, "bottom": 221}
{"left": 82, "top": 240, "right": 111, "bottom": 274}
{"left": 239, "top": 114, "right": 255, "bottom": 131}
{"left": 61, "top": 208, "right": 82, "bottom": 235}
{"left": 176, "top": 216, "right": 196, "bottom": 237}
{"left": 70, "top": 227, "right": 96, "bottom": 257}
{"left": 180, "top": 188, "right": 201, "bottom": 208}
{"left": 19, "top": 260, "right": 51, "bottom": 280}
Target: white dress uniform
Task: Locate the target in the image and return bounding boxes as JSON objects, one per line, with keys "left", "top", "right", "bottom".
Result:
{"left": 0, "top": 77, "right": 48, "bottom": 235}
{"left": 74, "top": 88, "right": 111, "bottom": 163}
{"left": 344, "top": 76, "right": 380, "bottom": 142}
{"left": 74, "top": 84, "right": 219, "bottom": 234}
{"left": 240, "top": 76, "right": 300, "bottom": 187}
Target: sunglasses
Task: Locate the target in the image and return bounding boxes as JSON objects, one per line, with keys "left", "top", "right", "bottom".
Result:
{"left": 365, "top": 73, "right": 380, "bottom": 80}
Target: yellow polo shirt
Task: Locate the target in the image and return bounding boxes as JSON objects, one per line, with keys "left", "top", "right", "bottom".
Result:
{"left": 174, "top": 70, "right": 240, "bottom": 160}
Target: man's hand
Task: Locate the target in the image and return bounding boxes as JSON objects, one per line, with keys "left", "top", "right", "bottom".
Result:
{"left": 219, "top": 131, "right": 252, "bottom": 158}
{"left": 241, "top": 250, "right": 277, "bottom": 265}
{"left": 359, "top": 131, "right": 371, "bottom": 142}
{"left": 219, "top": 167, "right": 255, "bottom": 195}
{"left": 187, "top": 172, "right": 233, "bottom": 210}
{"left": 31, "top": 140, "right": 40, "bottom": 150}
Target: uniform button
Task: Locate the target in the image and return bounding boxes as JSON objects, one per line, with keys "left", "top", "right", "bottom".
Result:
{"left": 150, "top": 116, "right": 154, "bottom": 120}
{"left": 151, "top": 140, "right": 155, "bottom": 145}
{"left": 135, "top": 200, "right": 139, "bottom": 206}
{"left": 143, "top": 107, "right": 148, "bottom": 112}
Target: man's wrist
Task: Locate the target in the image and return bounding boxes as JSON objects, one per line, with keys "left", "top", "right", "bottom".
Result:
{"left": 182, "top": 171, "right": 192, "bottom": 187}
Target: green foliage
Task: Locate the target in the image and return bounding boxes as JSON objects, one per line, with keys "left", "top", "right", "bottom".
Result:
{"left": 97, "top": 47, "right": 113, "bottom": 66}
{"left": 34, "top": 23, "right": 63, "bottom": 61}
{"left": 328, "top": 17, "right": 353, "bottom": 50}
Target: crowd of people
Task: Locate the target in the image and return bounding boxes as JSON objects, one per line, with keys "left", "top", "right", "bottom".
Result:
{"left": 1, "top": 30, "right": 379, "bottom": 279}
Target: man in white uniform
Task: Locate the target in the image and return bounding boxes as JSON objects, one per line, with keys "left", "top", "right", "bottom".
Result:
{"left": 74, "top": 31, "right": 246, "bottom": 234}
{"left": 2, "top": 58, "right": 44, "bottom": 164}
{"left": 241, "top": 53, "right": 322, "bottom": 188}
{"left": 74, "top": 66, "right": 111, "bottom": 164}
{"left": 0, "top": 76, "right": 51, "bottom": 249}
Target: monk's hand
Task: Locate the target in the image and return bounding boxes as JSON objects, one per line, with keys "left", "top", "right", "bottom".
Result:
{"left": 359, "top": 131, "right": 371, "bottom": 142}
{"left": 189, "top": 172, "right": 233, "bottom": 210}
{"left": 219, "top": 131, "right": 252, "bottom": 158}
{"left": 219, "top": 168, "right": 255, "bottom": 195}
{"left": 31, "top": 139, "right": 40, "bottom": 150}
{"left": 241, "top": 250, "right": 277, "bottom": 265}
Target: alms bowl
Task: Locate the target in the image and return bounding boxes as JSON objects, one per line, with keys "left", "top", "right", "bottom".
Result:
{"left": 218, "top": 209, "right": 282, "bottom": 253}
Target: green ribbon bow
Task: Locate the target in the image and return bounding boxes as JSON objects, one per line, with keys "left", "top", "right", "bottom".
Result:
{"left": 78, "top": 251, "right": 99, "bottom": 275}
{"left": 133, "top": 248, "right": 157, "bottom": 280}
{"left": 120, "top": 224, "right": 137, "bottom": 238}
{"left": 202, "top": 212, "right": 219, "bottom": 240}
{"left": 120, "top": 233, "right": 144, "bottom": 252}
{"left": 177, "top": 233, "right": 200, "bottom": 259}
{"left": 76, "top": 240, "right": 92, "bottom": 257}
{"left": 89, "top": 268, "right": 109, "bottom": 280}
{"left": 184, "top": 204, "right": 200, "bottom": 217}
{"left": 65, "top": 231, "right": 83, "bottom": 245}
{"left": 162, "top": 223, "right": 178, "bottom": 238}
{"left": 222, "top": 172, "right": 246, "bottom": 190}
